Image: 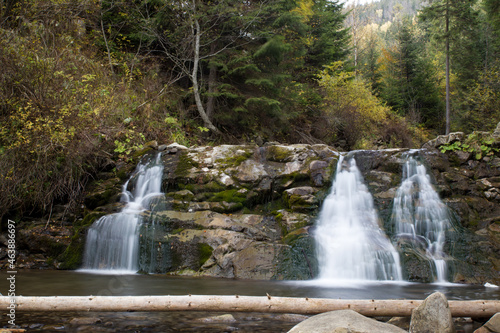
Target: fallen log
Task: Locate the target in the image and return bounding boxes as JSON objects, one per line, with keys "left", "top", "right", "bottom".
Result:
{"left": 1, "top": 296, "right": 498, "bottom": 317}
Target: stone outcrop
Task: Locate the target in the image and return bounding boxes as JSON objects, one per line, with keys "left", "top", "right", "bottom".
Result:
{"left": 287, "top": 309, "right": 406, "bottom": 333}
{"left": 350, "top": 131, "right": 500, "bottom": 283}
{"left": 409, "top": 292, "right": 455, "bottom": 333}
{"left": 3, "top": 129, "right": 499, "bottom": 283}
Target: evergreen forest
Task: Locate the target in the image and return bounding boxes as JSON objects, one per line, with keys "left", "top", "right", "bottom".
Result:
{"left": 0, "top": 0, "right": 499, "bottom": 220}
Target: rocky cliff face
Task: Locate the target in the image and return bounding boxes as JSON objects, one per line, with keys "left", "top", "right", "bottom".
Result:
{"left": 4, "top": 128, "right": 499, "bottom": 284}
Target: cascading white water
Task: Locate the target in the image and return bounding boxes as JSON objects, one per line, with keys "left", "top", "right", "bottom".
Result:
{"left": 315, "top": 155, "right": 402, "bottom": 282}
{"left": 392, "top": 154, "right": 450, "bottom": 283}
{"left": 81, "top": 153, "right": 164, "bottom": 273}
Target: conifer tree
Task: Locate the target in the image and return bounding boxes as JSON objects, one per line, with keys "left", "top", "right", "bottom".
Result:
{"left": 419, "top": 0, "right": 479, "bottom": 134}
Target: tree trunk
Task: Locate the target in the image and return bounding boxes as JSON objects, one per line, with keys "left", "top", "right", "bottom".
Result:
{"left": 191, "top": 16, "right": 221, "bottom": 135}
{"left": 100, "top": 0, "right": 114, "bottom": 75}
{"left": 445, "top": 0, "right": 450, "bottom": 135}
{"left": 2, "top": 296, "right": 499, "bottom": 317}
{"left": 206, "top": 44, "right": 218, "bottom": 120}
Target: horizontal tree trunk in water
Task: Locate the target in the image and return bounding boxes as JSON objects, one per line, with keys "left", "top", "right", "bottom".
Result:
{"left": 1, "top": 296, "right": 499, "bottom": 317}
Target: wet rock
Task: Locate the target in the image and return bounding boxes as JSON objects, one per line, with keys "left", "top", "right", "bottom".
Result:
{"left": 276, "top": 209, "right": 311, "bottom": 233}
{"left": 387, "top": 316, "right": 411, "bottom": 330}
{"left": 288, "top": 309, "right": 406, "bottom": 333}
{"left": 409, "top": 292, "right": 455, "bottom": 333}
{"left": 474, "top": 312, "right": 500, "bottom": 333}
{"left": 195, "top": 314, "right": 237, "bottom": 323}
{"left": 283, "top": 186, "right": 318, "bottom": 211}
{"left": 309, "top": 160, "right": 329, "bottom": 186}
{"left": 274, "top": 314, "right": 310, "bottom": 323}
{"left": 69, "top": 317, "right": 102, "bottom": 325}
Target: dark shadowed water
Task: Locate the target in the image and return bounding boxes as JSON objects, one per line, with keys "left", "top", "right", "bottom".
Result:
{"left": 1, "top": 270, "right": 499, "bottom": 332}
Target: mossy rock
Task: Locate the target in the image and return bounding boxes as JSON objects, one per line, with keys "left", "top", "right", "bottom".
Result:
{"left": 274, "top": 235, "right": 317, "bottom": 280}
{"left": 84, "top": 185, "right": 121, "bottom": 210}
{"left": 180, "top": 181, "right": 226, "bottom": 194}
{"left": 198, "top": 243, "right": 213, "bottom": 267}
{"left": 283, "top": 227, "right": 310, "bottom": 245}
{"left": 168, "top": 189, "right": 195, "bottom": 201}
{"left": 218, "top": 150, "right": 254, "bottom": 168}
{"left": 174, "top": 152, "right": 200, "bottom": 178}
{"left": 58, "top": 213, "right": 105, "bottom": 270}
{"left": 210, "top": 201, "right": 244, "bottom": 213}
{"left": 265, "top": 145, "right": 295, "bottom": 162}
{"left": 209, "top": 189, "right": 247, "bottom": 204}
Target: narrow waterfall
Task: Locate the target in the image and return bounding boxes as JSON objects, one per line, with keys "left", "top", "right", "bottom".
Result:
{"left": 391, "top": 154, "right": 450, "bottom": 283}
{"left": 81, "top": 153, "right": 164, "bottom": 273}
{"left": 315, "top": 155, "right": 402, "bottom": 282}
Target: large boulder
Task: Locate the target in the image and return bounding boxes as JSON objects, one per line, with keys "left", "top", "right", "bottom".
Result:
{"left": 473, "top": 312, "right": 500, "bottom": 333}
{"left": 409, "top": 292, "right": 455, "bottom": 333}
{"left": 288, "top": 309, "right": 406, "bottom": 333}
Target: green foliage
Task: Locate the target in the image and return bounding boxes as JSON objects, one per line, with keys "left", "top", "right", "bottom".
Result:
{"left": 439, "top": 132, "right": 499, "bottom": 160}
{"left": 0, "top": 0, "right": 188, "bottom": 218}
{"left": 318, "top": 61, "right": 390, "bottom": 148}
{"left": 379, "top": 18, "right": 444, "bottom": 130}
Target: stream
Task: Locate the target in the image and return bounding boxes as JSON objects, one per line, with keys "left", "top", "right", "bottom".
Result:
{"left": 1, "top": 270, "right": 499, "bottom": 332}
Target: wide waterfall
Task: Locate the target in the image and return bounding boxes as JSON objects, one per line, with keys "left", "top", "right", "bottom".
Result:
{"left": 81, "top": 153, "right": 164, "bottom": 273}
{"left": 391, "top": 153, "right": 451, "bottom": 283}
{"left": 315, "top": 155, "right": 402, "bottom": 282}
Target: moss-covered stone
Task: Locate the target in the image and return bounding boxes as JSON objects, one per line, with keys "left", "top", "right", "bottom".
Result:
{"left": 83, "top": 184, "right": 121, "bottom": 210}
{"left": 274, "top": 235, "right": 317, "bottom": 280}
{"left": 198, "top": 243, "right": 213, "bottom": 267}
{"left": 265, "top": 145, "right": 295, "bottom": 162}
{"left": 219, "top": 150, "right": 254, "bottom": 168}
{"left": 58, "top": 212, "right": 104, "bottom": 269}
{"left": 209, "top": 189, "right": 247, "bottom": 204}
{"left": 174, "top": 152, "right": 200, "bottom": 178}
{"left": 168, "top": 189, "right": 195, "bottom": 201}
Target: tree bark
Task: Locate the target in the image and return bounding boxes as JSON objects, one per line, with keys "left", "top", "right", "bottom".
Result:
{"left": 2, "top": 296, "right": 499, "bottom": 317}
{"left": 100, "top": 0, "right": 114, "bottom": 75}
{"left": 206, "top": 44, "right": 218, "bottom": 120}
{"left": 191, "top": 7, "right": 221, "bottom": 135}
{"left": 445, "top": 0, "right": 450, "bottom": 135}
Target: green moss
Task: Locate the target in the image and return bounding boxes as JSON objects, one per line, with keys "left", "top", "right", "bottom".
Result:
{"left": 198, "top": 243, "right": 213, "bottom": 267}
{"left": 209, "top": 189, "right": 247, "bottom": 204}
{"left": 266, "top": 146, "right": 294, "bottom": 162}
{"left": 172, "top": 228, "right": 185, "bottom": 234}
{"left": 180, "top": 181, "right": 226, "bottom": 194}
{"left": 219, "top": 150, "right": 254, "bottom": 167}
{"left": 283, "top": 228, "right": 308, "bottom": 245}
{"left": 58, "top": 212, "right": 105, "bottom": 269}
{"left": 175, "top": 152, "right": 199, "bottom": 178}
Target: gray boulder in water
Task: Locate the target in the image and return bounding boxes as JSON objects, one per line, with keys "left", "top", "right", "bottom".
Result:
{"left": 287, "top": 309, "right": 406, "bottom": 333}
{"left": 409, "top": 292, "right": 455, "bottom": 333}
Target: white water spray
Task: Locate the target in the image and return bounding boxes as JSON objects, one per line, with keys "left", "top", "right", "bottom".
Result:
{"left": 392, "top": 154, "right": 450, "bottom": 283}
{"left": 315, "top": 155, "right": 402, "bottom": 282}
{"left": 81, "top": 153, "right": 164, "bottom": 273}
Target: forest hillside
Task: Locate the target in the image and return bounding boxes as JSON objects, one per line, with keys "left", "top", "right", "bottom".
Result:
{"left": 0, "top": 0, "right": 498, "bottom": 222}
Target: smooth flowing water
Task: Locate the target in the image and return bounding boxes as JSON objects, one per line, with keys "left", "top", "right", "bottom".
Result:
{"left": 1, "top": 270, "right": 498, "bottom": 332}
{"left": 392, "top": 154, "right": 451, "bottom": 283}
{"left": 81, "top": 154, "right": 164, "bottom": 273}
{"left": 315, "top": 155, "right": 402, "bottom": 282}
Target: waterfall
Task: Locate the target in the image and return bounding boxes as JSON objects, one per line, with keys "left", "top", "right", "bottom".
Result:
{"left": 315, "top": 155, "right": 402, "bottom": 282}
{"left": 81, "top": 153, "right": 164, "bottom": 273}
{"left": 391, "top": 154, "right": 450, "bottom": 283}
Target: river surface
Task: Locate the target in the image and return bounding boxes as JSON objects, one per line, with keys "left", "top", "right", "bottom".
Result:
{"left": 1, "top": 270, "right": 499, "bottom": 332}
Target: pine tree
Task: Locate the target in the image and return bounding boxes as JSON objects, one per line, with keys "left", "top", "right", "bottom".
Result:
{"left": 419, "top": 0, "right": 480, "bottom": 134}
